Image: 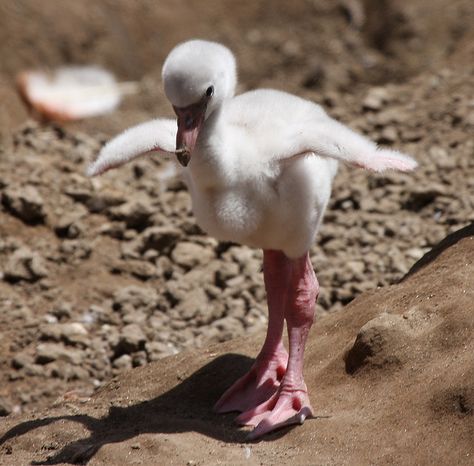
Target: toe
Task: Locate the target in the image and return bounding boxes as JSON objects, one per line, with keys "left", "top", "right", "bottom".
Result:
{"left": 238, "top": 387, "right": 314, "bottom": 439}
{"left": 248, "top": 405, "right": 313, "bottom": 440}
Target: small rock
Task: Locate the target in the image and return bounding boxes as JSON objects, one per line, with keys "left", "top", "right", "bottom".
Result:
{"left": 66, "top": 187, "right": 125, "bottom": 213}
{"left": 377, "top": 126, "right": 398, "bottom": 144}
{"left": 178, "top": 288, "right": 209, "bottom": 320}
{"left": 373, "top": 108, "right": 405, "bottom": 125}
{"left": 60, "top": 322, "right": 89, "bottom": 344}
{"left": 113, "top": 285, "right": 158, "bottom": 314}
{"left": 400, "top": 128, "right": 424, "bottom": 143}
{"left": 132, "top": 351, "right": 147, "bottom": 367}
{"left": 53, "top": 210, "right": 86, "bottom": 238}
{"left": 122, "top": 310, "right": 148, "bottom": 326}
{"left": 35, "top": 343, "right": 84, "bottom": 365}
{"left": 406, "top": 247, "right": 426, "bottom": 261}
{"left": 215, "top": 261, "right": 240, "bottom": 287}
{"left": 281, "top": 39, "right": 301, "bottom": 58}
{"left": 99, "top": 221, "right": 127, "bottom": 239}
{"left": 171, "top": 242, "right": 215, "bottom": 269}
{"left": 212, "top": 316, "right": 244, "bottom": 341}
{"left": 1, "top": 185, "right": 46, "bottom": 224}
{"left": 43, "top": 314, "right": 59, "bottom": 324}
{"left": 3, "top": 247, "right": 48, "bottom": 283}
{"left": 40, "top": 324, "right": 62, "bottom": 341}
{"left": 59, "top": 240, "right": 92, "bottom": 261}
{"left": 345, "top": 313, "right": 408, "bottom": 374}
{"left": 112, "top": 354, "right": 133, "bottom": 370}
{"left": 140, "top": 226, "right": 181, "bottom": 254}
{"left": 0, "top": 397, "right": 13, "bottom": 417}
{"left": 23, "top": 363, "right": 46, "bottom": 377}
{"left": 8, "top": 306, "right": 34, "bottom": 327}
{"left": 51, "top": 302, "right": 73, "bottom": 320}
{"left": 49, "top": 362, "right": 90, "bottom": 380}
{"left": 346, "top": 260, "right": 365, "bottom": 277}
{"left": 11, "top": 352, "right": 34, "bottom": 370}
{"left": 123, "top": 229, "right": 138, "bottom": 240}
{"left": 69, "top": 366, "right": 90, "bottom": 380}
{"left": 108, "top": 199, "right": 155, "bottom": 230}
{"left": 113, "top": 260, "right": 157, "bottom": 280}
{"left": 362, "top": 87, "right": 390, "bottom": 111}
{"left": 114, "top": 324, "right": 147, "bottom": 355}
{"left": 145, "top": 341, "right": 178, "bottom": 361}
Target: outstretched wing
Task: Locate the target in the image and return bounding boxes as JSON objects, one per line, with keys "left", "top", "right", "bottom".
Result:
{"left": 278, "top": 111, "right": 417, "bottom": 172}
{"left": 232, "top": 90, "right": 416, "bottom": 172}
{"left": 87, "top": 118, "right": 176, "bottom": 176}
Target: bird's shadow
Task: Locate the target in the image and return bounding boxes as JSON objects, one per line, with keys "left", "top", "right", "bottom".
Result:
{"left": 0, "top": 353, "right": 297, "bottom": 465}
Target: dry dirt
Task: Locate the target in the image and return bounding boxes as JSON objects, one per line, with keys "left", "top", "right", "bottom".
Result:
{"left": 0, "top": 0, "right": 473, "bottom": 464}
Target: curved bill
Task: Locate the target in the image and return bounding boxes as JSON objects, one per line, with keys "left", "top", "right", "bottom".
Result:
{"left": 173, "top": 100, "right": 207, "bottom": 167}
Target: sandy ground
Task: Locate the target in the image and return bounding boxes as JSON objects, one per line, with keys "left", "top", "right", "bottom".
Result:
{"left": 0, "top": 0, "right": 473, "bottom": 464}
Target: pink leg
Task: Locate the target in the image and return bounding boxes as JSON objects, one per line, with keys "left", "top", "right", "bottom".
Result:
{"left": 214, "top": 250, "right": 290, "bottom": 413}
{"left": 236, "top": 252, "right": 318, "bottom": 439}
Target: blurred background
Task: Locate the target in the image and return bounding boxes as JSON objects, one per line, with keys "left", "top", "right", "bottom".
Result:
{"left": 1, "top": 0, "right": 472, "bottom": 137}
{"left": 0, "top": 0, "right": 473, "bottom": 417}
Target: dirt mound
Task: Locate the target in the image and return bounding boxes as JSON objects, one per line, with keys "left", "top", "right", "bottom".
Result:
{"left": 1, "top": 225, "right": 472, "bottom": 465}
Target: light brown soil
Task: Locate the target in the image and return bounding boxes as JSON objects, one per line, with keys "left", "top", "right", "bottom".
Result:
{"left": 0, "top": 0, "right": 473, "bottom": 464}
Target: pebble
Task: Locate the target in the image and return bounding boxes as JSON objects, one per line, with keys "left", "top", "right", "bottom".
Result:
{"left": 140, "top": 226, "right": 182, "bottom": 254}
{"left": 171, "top": 242, "right": 216, "bottom": 269}
{"left": 35, "top": 343, "right": 84, "bottom": 365}
{"left": 0, "top": 397, "right": 13, "bottom": 417}
{"left": 113, "top": 285, "right": 158, "bottom": 314}
{"left": 108, "top": 199, "right": 155, "bottom": 230}
{"left": 112, "top": 354, "right": 133, "bottom": 370}
{"left": 362, "top": 87, "right": 390, "bottom": 111}
{"left": 3, "top": 247, "right": 48, "bottom": 283}
{"left": 114, "top": 324, "right": 147, "bottom": 355}
{"left": 53, "top": 210, "right": 86, "bottom": 239}
{"left": 11, "top": 353, "right": 34, "bottom": 370}
{"left": 1, "top": 185, "right": 46, "bottom": 224}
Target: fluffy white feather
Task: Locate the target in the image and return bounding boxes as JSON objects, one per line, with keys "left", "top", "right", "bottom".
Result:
{"left": 87, "top": 119, "right": 176, "bottom": 176}
{"left": 88, "top": 40, "right": 417, "bottom": 257}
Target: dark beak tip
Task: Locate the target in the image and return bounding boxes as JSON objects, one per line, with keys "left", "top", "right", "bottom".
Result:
{"left": 176, "top": 151, "right": 191, "bottom": 167}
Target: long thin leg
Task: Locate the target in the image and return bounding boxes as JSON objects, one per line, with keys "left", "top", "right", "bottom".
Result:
{"left": 214, "top": 250, "right": 290, "bottom": 413}
{"left": 236, "top": 252, "right": 318, "bottom": 439}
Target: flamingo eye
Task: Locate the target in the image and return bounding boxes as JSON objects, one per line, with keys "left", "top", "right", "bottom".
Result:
{"left": 206, "top": 85, "right": 214, "bottom": 97}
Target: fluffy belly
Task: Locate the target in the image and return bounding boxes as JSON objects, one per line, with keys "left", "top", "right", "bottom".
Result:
{"left": 187, "top": 156, "right": 337, "bottom": 257}
{"left": 190, "top": 185, "right": 318, "bottom": 257}
{"left": 191, "top": 187, "right": 265, "bottom": 245}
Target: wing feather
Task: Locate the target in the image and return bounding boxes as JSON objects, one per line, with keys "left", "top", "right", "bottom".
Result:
{"left": 229, "top": 90, "right": 417, "bottom": 173}
{"left": 87, "top": 118, "right": 176, "bottom": 176}
{"left": 279, "top": 112, "right": 417, "bottom": 172}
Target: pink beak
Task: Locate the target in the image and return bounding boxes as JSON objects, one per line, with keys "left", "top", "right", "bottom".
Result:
{"left": 173, "top": 102, "right": 207, "bottom": 167}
